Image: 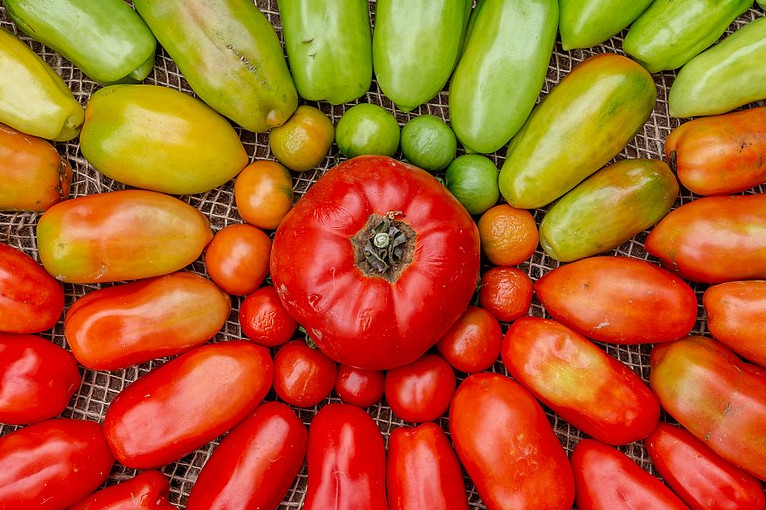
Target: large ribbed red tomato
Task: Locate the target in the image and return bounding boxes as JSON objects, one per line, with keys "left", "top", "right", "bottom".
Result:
{"left": 271, "top": 156, "right": 480, "bottom": 370}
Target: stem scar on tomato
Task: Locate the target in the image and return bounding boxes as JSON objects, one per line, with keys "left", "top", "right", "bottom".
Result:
{"left": 350, "top": 210, "right": 415, "bottom": 282}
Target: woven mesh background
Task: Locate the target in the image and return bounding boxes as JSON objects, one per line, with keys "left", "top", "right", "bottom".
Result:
{"left": 1, "top": 1, "right": 765, "bottom": 508}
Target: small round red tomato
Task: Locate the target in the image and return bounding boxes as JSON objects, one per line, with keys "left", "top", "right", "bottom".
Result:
{"left": 274, "top": 339, "right": 337, "bottom": 408}
{"left": 335, "top": 365, "right": 385, "bottom": 408}
{"left": 435, "top": 306, "right": 502, "bottom": 373}
{"left": 239, "top": 285, "right": 298, "bottom": 347}
{"left": 384, "top": 353, "right": 456, "bottom": 423}
{"left": 205, "top": 223, "right": 271, "bottom": 296}
{"left": 68, "top": 470, "right": 175, "bottom": 510}
{"left": 479, "top": 266, "right": 533, "bottom": 322}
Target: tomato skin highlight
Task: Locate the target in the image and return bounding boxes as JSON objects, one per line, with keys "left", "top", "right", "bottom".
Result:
{"left": 68, "top": 470, "right": 176, "bottom": 510}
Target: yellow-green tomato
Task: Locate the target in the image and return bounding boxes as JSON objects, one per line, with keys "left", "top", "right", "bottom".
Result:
{"left": 80, "top": 85, "right": 248, "bottom": 195}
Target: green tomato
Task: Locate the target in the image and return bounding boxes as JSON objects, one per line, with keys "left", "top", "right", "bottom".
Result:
{"left": 335, "top": 103, "right": 400, "bottom": 158}
{"left": 400, "top": 115, "right": 457, "bottom": 172}
{"left": 445, "top": 154, "right": 500, "bottom": 215}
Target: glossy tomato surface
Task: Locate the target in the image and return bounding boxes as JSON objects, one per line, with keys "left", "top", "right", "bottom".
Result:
{"left": 435, "top": 305, "right": 502, "bottom": 373}
{"left": 384, "top": 353, "right": 456, "bottom": 423}
{"left": 334, "top": 365, "right": 385, "bottom": 408}
{"left": 186, "top": 402, "right": 307, "bottom": 510}
{"left": 273, "top": 339, "right": 337, "bottom": 408}
{"left": 239, "top": 285, "right": 297, "bottom": 347}
{"left": 204, "top": 223, "right": 271, "bottom": 296}
{"left": 704, "top": 280, "right": 766, "bottom": 367}
{"left": 103, "top": 341, "right": 273, "bottom": 468}
{"left": 0, "top": 333, "right": 80, "bottom": 425}
{"left": 68, "top": 470, "right": 176, "bottom": 510}
{"left": 270, "top": 155, "right": 480, "bottom": 370}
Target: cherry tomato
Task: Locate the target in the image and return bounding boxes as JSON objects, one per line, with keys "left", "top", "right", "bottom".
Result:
{"left": 435, "top": 305, "right": 502, "bottom": 373}
{"left": 204, "top": 223, "right": 271, "bottom": 296}
{"left": 234, "top": 160, "right": 294, "bottom": 230}
{"left": 334, "top": 365, "right": 385, "bottom": 408}
{"left": 704, "top": 280, "right": 766, "bottom": 367}
{"left": 68, "top": 470, "right": 176, "bottom": 510}
{"left": 0, "top": 333, "right": 80, "bottom": 425}
{"left": 478, "top": 266, "right": 533, "bottom": 322}
{"left": 186, "top": 402, "right": 307, "bottom": 510}
{"left": 384, "top": 353, "right": 455, "bottom": 423}
{"left": 0, "top": 418, "right": 115, "bottom": 509}
{"left": 273, "top": 339, "right": 337, "bottom": 408}
{"left": 239, "top": 285, "right": 298, "bottom": 347}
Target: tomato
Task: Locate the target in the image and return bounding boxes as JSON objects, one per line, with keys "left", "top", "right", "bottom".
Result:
{"left": 449, "top": 372, "right": 575, "bottom": 509}
{"left": 304, "top": 403, "right": 388, "bottom": 510}
{"left": 384, "top": 353, "right": 455, "bottom": 423}
{"left": 36, "top": 189, "right": 213, "bottom": 284}
{"left": 386, "top": 422, "right": 469, "bottom": 510}
{"left": 645, "top": 194, "right": 766, "bottom": 283}
{"left": 534, "top": 256, "right": 697, "bottom": 344}
{"left": 0, "top": 242, "right": 64, "bottom": 333}
{"left": 102, "top": 341, "right": 273, "bottom": 469}
{"left": 0, "top": 333, "right": 80, "bottom": 425}
{"left": 703, "top": 280, "right": 766, "bottom": 367}
{"left": 204, "top": 223, "right": 271, "bottom": 296}
{"left": 334, "top": 365, "right": 385, "bottom": 408}
{"left": 269, "top": 105, "right": 335, "bottom": 172}
{"left": 234, "top": 160, "right": 294, "bottom": 231}
{"left": 334, "top": 104, "right": 400, "bottom": 158}
{"left": 435, "top": 305, "right": 502, "bottom": 373}
{"left": 68, "top": 470, "right": 175, "bottom": 510}
{"left": 186, "top": 402, "right": 307, "bottom": 510}
{"left": 501, "top": 317, "right": 660, "bottom": 445}
{"left": 646, "top": 422, "right": 766, "bottom": 510}
{"left": 65, "top": 272, "right": 231, "bottom": 370}
{"left": 650, "top": 336, "right": 766, "bottom": 481}
{"left": 0, "top": 418, "right": 115, "bottom": 509}
{"left": 238, "top": 285, "right": 298, "bottom": 347}
{"left": 478, "top": 266, "right": 534, "bottom": 322}
{"left": 271, "top": 155, "right": 480, "bottom": 370}
{"left": 273, "top": 339, "right": 337, "bottom": 408}
{"left": 570, "top": 438, "right": 689, "bottom": 510}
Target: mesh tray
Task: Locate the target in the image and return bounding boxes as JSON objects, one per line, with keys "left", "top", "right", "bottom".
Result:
{"left": 1, "top": 2, "right": 764, "bottom": 508}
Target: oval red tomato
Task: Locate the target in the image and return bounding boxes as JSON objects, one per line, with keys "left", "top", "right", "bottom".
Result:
{"left": 478, "top": 266, "right": 534, "bottom": 322}
{"left": 334, "top": 365, "right": 385, "bottom": 408}
{"left": 704, "top": 280, "right": 766, "bottom": 367}
{"left": 384, "top": 353, "right": 455, "bottom": 423}
{"left": 205, "top": 223, "right": 271, "bottom": 296}
{"left": 0, "top": 333, "right": 81, "bottom": 425}
{"left": 270, "top": 155, "right": 480, "bottom": 370}
{"left": 273, "top": 339, "right": 337, "bottom": 408}
{"left": 435, "top": 305, "right": 502, "bottom": 373}
{"left": 239, "top": 285, "right": 298, "bottom": 347}
{"left": 186, "top": 401, "right": 307, "bottom": 510}
{"left": 68, "top": 470, "right": 175, "bottom": 510}
{"left": 103, "top": 340, "right": 273, "bottom": 468}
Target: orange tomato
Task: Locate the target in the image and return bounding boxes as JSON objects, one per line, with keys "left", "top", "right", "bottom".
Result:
{"left": 268, "top": 105, "right": 334, "bottom": 172}
{"left": 479, "top": 266, "right": 534, "bottom": 322}
{"left": 477, "top": 204, "right": 538, "bottom": 266}
{"left": 204, "top": 224, "right": 271, "bottom": 296}
{"left": 234, "top": 160, "right": 294, "bottom": 230}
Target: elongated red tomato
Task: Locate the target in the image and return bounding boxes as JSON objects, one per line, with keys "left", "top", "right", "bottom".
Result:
{"left": 645, "top": 194, "right": 766, "bottom": 283}
{"left": 534, "top": 256, "right": 697, "bottom": 344}
{"left": 65, "top": 271, "right": 231, "bottom": 370}
{"left": 651, "top": 336, "right": 766, "bottom": 480}
{"left": 449, "top": 372, "right": 575, "bottom": 510}
{"left": 0, "top": 333, "right": 80, "bottom": 425}
{"left": 703, "top": 280, "right": 766, "bottom": 367}
{"left": 646, "top": 422, "right": 766, "bottom": 510}
{"left": 0, "top": 418, "right": 115, "bottom": 509}
{"left": 304, "top": 403, "right": 388, "bottom": 510}
{"left": 271, "top": 155, "right": 480, "bottom": 370}
{"left": 186, "top": 402, "right": 307, "bottom": 510}
{"left": 68, "top": 470, "right": 176, "bottom": 510}
{"left": 501, "top": 317, "right": 660, "bottom": 445}
{"left": 386, "top": 422, "right": 469, "bottom": 510}
{"left": 103, "top": 341, "right": 273, "bottom": 468}
{"left": 571, "top": 439, "right": 689, "bottom": 510}
{"left": 0, "top": 242, "right": 64, "bottom": 333}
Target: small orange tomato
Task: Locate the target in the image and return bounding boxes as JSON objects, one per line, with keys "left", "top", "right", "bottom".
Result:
{"left": 234, "top": 160, "right": 294, "bottom": 230}
{"left": 268, "top": 105, "right": 335, "bottom": 172}
{"left": 205, "top": 224, "right": 271, "bottom": 296}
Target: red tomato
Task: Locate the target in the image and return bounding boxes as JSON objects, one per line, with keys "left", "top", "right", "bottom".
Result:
{"left": 239, "top": 285, "right": 298, "bottom": 347}
{"left": 103, "top": 341, "right": 273, "bottom": 468}
{"left": 0, "top": 333, "right": 80, "bottom": 425}
{"left": 704, "top": 280, "right": 766, "bottom": 367}
{"left": 273, "top": 339, "right": 337, "bottom": 408}
{"left": 645, "top": 194, "right": 766, "bottom": 283}
{"left": 646, "top": 422, "right": 766, "bottom": 510}
{"left": 0, "top": 418, "right": 115, "bottom": 509}
{"left": 384, "top": 353, "right": 455, "bottom": 423}
{"left": 449, "top": 372, "right": 575, "bottom": 509}
{"left": 68, "top": 470, "right": 176, "bottom": 510}
{"left": 304, "top": 403, "right": 388, "bottom": 510}
{"left": 386, "top": 422, "right": 469, "bottom": 510}
{"left": 501, "top": 317, "right": 660, "bottom": 445}
{"left": 478, "top": 266, "right": 534, "bottom": 322}
{"left": 571, "top": 439, "right": 689, "bottom": 510}
{"left": 651, "top": 336, "right": 766, "bottom": 481}
{"left": 186, "top": 402, "right": 307, "bottom": 510}
{"left": 335, "top": 365, "right": 385, "bottom": 408}
{"left": 0, "top": 242, "right": 64, "bottom": 333}
{"left": 534, "top": 256, "right": 697, "bottom": 344}
{"left": 435, "top": 305, "right": 502, "bottom": 373}
{"left": 271, "top": 155, "right": 480, "bottom": 370}
{"left": 204, "top": 223, "right": 271, "bottom": 296}
{"left": 65, "top": 271, "right": 231, "bottom": 370}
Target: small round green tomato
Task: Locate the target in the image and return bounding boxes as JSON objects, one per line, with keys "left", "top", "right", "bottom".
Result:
{"left": 400, "top": 115, "right": 457, "bottom": 172}
{"left": 335, "top": 103, "right": 400, "bottom": 158}
{"left": 445, "top": 154, "right": 500, "bottom": 215}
